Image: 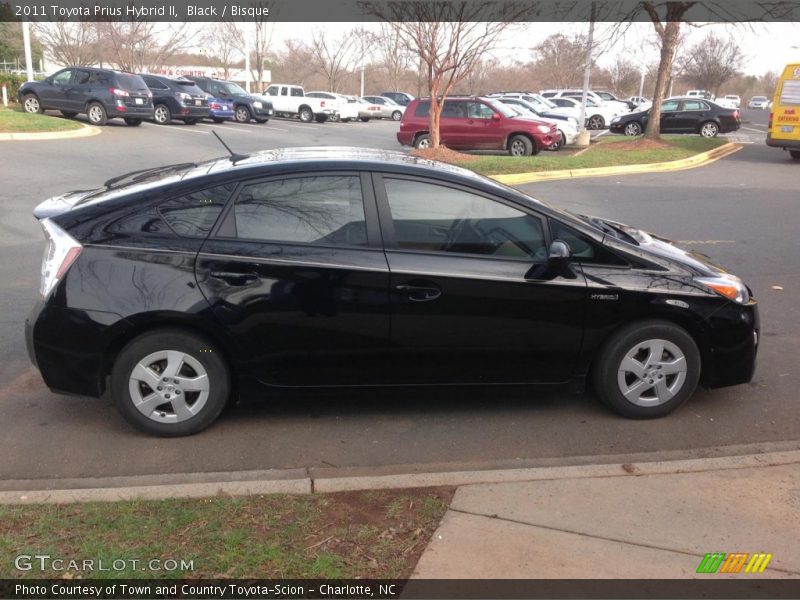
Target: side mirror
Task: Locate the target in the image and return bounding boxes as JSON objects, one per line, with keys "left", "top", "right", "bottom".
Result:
{"left": 525, "top": 240, "right": 575, "bottom": 280}
{"left": 491, "top": 112, "right": 501, "bottom": 121}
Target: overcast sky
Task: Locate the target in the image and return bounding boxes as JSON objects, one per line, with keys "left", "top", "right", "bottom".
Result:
{"left": 255, "top": 21, "right": 800, "bottom": 76}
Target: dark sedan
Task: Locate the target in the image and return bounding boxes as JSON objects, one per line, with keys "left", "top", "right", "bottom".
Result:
{"left": 609, "top": 97, "right": 741, "bottom": 137}
{"left": 26, "top": 148, "right": 758, "bottom": 436}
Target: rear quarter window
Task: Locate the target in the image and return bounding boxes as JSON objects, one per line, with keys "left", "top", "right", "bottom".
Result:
{"left": 414, "top": 101, "right": 430, "bottom": 117}
{"left": 158, "top": 183, "right": 236, "bottom": 237}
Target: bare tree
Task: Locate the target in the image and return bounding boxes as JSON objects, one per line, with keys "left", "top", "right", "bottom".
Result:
{"left": 760, "top": 70, "right": 779, "bottom": 95}
{"left": 309, "top": 27, "right": 369, "bottom": 93}
{"left": 371, "top": 23, "right": 415, "bottom": 92}
{"left": 204, "top": 22, "right": 244, "bottom": 80}
{"left": 272, "top": 39, "right": 320, "bottom": 88}
{"left": 607, "top": 56, "right": 641, "bottom": 97}
{"left": 364, "top": 2, "right": 534, "bottom": 149}
{"left": 531, "top": 34, "right": 586, "bottom": 89}
{"left": 249, "top": 15, "right": 274, "bottom": 90}
{"left": 33, "top": 22, "right": 97, "bottom": 67}
{"left": 677, "top": 32, "right": 745, "bottom": 96}
{"left": 96, "top": 22, "right": 190, "bottom": 72}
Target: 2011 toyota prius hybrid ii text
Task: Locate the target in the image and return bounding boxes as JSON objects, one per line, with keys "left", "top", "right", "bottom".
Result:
{"left": 25, "top": 148, "right": 759, "bottom": 436}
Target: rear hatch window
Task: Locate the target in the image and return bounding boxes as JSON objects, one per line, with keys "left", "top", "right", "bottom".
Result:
{"left": 779, "top": 80, "right": 800, "bottom": 106}
{"left": 115, "top": 73, "right": 150, "bottom": 92}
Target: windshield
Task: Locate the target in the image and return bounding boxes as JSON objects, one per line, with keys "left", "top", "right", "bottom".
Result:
{"left": 222, "top": 82, "right": 248, "bottom": 95}
{"left": 532, "top": 94, "right": 557, "bottom": 109}
{"left": 483, "top": 98, "right": 517, "bottom": 118}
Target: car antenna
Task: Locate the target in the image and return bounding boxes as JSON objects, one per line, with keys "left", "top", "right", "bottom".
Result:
{"left": 212, "top": 130, "right": 249, "bottom": 163}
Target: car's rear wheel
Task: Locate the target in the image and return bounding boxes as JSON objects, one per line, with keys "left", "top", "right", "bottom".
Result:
{"left": 315, "top": 115, "right": 328, "bottom": 123}
{"left": 212, "top": 117, "right": 226, "bottom": 123}
{"left": 592, "top": 320, "right": 701, "bottom": 419}
{"left": 60, "top": 110, "right": 78, "bottom": 118}
{"left": 789, "top": 150, "right": 800, "bottom": 160}
{"left": 153, "top": 104, "right": 172, "bottom": 124}
{"left": 588, "top": 115, "right": 605, "bottom": 130}
{"left": 86, "top": 102, "right": 107, "bottom": 126}
{"left": 508, "top": 134, "right": 533, "bottom": 156}
{"left": 124, "top": 118, "right": 142, "bottom": 126}
{"left": 299, "top": 107, "right": 313, "bottom": 123}
{"left": 624, "top": 121, "right": 642, "bottom": 136}
{"left": 700, "top": 121, "right": 719, "bottom": 138}
{"left": 392, "top": 110, "right": 402, "bottom": 121}
{"left": 22, "top": 94, "right": 43, "bottom": 114}
{"left": 414, "top": 133, "right": 431, "bottom": 149}
{"left": 360, "top": 117, "right": 370, "bottom": 122}
{"left": 184, "top": 118, "right": 197, "bottom": 125}
{"left": 329, "top": 113, "right": 340, "bottom": 122}
{"left": 111, "top": 330, "right": 230, "bottom": 437}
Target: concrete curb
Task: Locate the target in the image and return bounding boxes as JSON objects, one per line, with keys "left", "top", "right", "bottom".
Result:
{"left": 2, "top": 449, "right": 797, "bottom": 505}
{"left": 0, "top": 122, "right": 101, "bottom": 141}
{"left": 492, "top": 141, "right": 741, "bottom": 185}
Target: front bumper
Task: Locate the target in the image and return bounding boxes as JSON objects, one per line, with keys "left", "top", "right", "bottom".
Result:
{"left": 703, "top": 300, "right": 759, "bottom": 389}
{"left": 251, "top": 104, "right": 273, "bottom": 118}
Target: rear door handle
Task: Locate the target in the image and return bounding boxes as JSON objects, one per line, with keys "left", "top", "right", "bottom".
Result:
{"left": 210, "top": 271, "right": 259, "bottom": 285}
{"left": 395, "top": 284, "right": 442, "bottom": 302}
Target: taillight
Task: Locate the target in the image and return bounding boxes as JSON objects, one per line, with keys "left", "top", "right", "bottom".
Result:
{"left": 320, "top": 100, "right": 326, "bottom": 107}
{"left": 39, "top": 219, "right": 82, "bottom": 299}
{"left": 733, "top": 109, "right": 740, "bottom": 120}
{"left": 109, "top": 87, "right": 129, "bottom": 97}
{"left": 210, "top": 102, "right": 221, "bottom": 109}
{"left": 769, "top": 112, "right": 773, "bottom": 129}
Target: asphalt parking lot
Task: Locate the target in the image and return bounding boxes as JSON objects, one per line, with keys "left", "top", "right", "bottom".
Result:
{"left": 2, "top": 109, "right": 798, "bottom": 488}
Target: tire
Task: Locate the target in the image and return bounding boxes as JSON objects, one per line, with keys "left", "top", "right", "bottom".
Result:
{"left": 255, "top": 118, "right": 268, "bottom": 123}
{"left": 548, "top": 130, "right": 566, "bottom": 151}
{"left": 623, "top": 121, "right": 642, "bottom": 136}
{"left": 235, "top": 105, "right": 252, "bottom": 123}
{"left": 86, "top": 102, "right": 107, "bottom": 126}
{"left": 508, "top": 134, "right": 534, "bottom": 157}
{"left": 299, "top": 106, "right": 313, "bottom": 123}
{"left": 700, "top": 121, "right": 719, "bottom": 138}
{"left": 184, "top": 118, "right": 197, "bottom": 125}
{"left": 110, "top": 329, "right": 230, "bottom": 437}
{"left": 22, "top": 93, "right": 43, "bottom": 114}
{"left": 212, "top": 117, "right": 226, "bottom": 123}
{"left": 588, "top": 114, "right": 605, "bottom": 130}
{"left": 153, "top": 103, "right": 172, "bottom": 125}
{"left": 392, "top": 110, "right": 402, "bottom": 121}
{"left": 329, "top": 113, "right": 340, "bottom": 123}
{"left": 414, "top": 133, "right": 431, "bottom": 149}
{"left": 360, "top": 117, "right": 370, "bottom": 122}
{"left": 592, "top": 320, "right": 701, "bottom": 419}
{"left": 60, "top": 110, "right": 78, "bottom": 118}
{"left": 124, "top": 118, "right": 142, "bottom": 126}
{"left": 314, "top": 115, "right": 328, "bottom": 123}
{"left": 789, "top": 150, "right": 800, "bottom": 160}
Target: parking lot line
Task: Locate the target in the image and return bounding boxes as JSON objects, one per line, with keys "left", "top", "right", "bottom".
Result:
{"left": 152, "top": 126, "right": 210, "bottom": 135}
{"left": 197, "top": 124, "right": 251, "bottom": 135}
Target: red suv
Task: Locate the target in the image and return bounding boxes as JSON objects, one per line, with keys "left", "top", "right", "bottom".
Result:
{"left": 397, "top": 96, "right": 559, "bottom": 156}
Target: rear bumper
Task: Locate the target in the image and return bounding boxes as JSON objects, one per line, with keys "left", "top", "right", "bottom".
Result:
{"left": 176, "top": 105, "right": 210, "bottom": 118}
{"left": 26, "top": 300, "right": 130, "bottom": 397}
{"left": 397, "top": 131, "right": 414, "bottom": 146}
{"left": 766, "top": 134, "right": 800, "bottom": 149}
{"left": 113, "top": 106, "right": 154, "bottom": 118}
{"left": 209, "top": 108, "right": 235, "bottom": 119}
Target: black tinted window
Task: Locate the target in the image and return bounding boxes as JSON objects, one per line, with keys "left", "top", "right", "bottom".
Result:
{"left": 235, "top": 176, "right": 366, "bottom": 246}
{"left": 159, "top": 184, "right": 235, "bottom": 237}
{"left": 384, "top": 179, "right": 546, "bottom": 260}
{"left": 116, "top": 73, "right": 149, "bottom": 91}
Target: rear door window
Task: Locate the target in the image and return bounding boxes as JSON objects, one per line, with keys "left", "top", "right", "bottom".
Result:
{"left": 52, "top": 70, "right": 73, "bottom": 85}
{"left": 159, "top": 183, "right": 235, "bottom": 237}
{"left": 233, "top": 176, "right": 367, "bottom": 247}
{"left": 414, "top": 101, "right": 431, "bottom": 117}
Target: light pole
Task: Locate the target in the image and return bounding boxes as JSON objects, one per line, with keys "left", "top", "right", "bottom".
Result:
{"left": 21, "top": 21, "right": 34, "bottom": 82}
{"left": 638, "top": 68, "right": 646, "bottom": 99}
{"left": 359, "top": 65, "right": 365, "bottom": 97}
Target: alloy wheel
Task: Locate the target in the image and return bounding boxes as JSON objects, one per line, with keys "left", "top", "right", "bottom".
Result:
{"left": 510, "top": 139, "right": 527, "bottom": 156}
{"left": 624, "top": 122, "right": 641, "bottom": 136}
{"left": 88, "top": 105, "right": 103, "bottom": 123}
{"left": 128, "top": 350, "right": 210, "bottom": 424}
{"left": 588, "top": 115, "right": 604, "bottom": 130}
{"left": 616, "top": 339, "right": 687, "bottom": 407}
{"left": 701, "top": 122, "right": 719, "bottom": 138}
{"left": 24, "top": 96, "right": 40, "bottom": 113}
{"left": 154, "top": 105, "right": 170, "bottom": 124}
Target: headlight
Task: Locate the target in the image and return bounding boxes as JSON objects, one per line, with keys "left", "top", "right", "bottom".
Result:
{"left": 536, "top": 124, "right": 551, "bottom": 134}
{"left": 253, "top": 101, "right": 263, "bottom": 108}
{"left": 695, "top": 275, "right": 750, "bottom": 304}
{"left": 611, "top": 116, "right": 620, "bottom": 123}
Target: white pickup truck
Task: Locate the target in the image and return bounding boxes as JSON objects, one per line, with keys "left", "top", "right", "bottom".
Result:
{"left": 262, "top": 84, "right": 338, "bottom": 123}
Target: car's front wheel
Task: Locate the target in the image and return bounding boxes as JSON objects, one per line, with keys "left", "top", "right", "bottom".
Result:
{"left": 592, "top": 320, "right": 701, "bottom": 419}
{"left": 86, "top": 102, "right": 107, "bottom": 126}
{"left": 360, "top": 117, "right": 370, "bottom": 122}
{"left": 508, "top": 134, "right": 534, "bottom": 156}
{"left": 22, "top": 93, "right": 43, "bottom": 114}
{"left": 111, "top": 329, "right": 230, "bottom": 436}
{"left": 624, "top": 121, "right": 642, "bottom": 136}
{"left": 392, "top": 110, "right": 402, "bottom": 121}
{"left": 700, "top": 121, "right": 719, "bottom": 138}
{"left": 588, "top": 114, "right": 605, "bottom": 130}
{"left": 299, "top": 107, "right": 313, "bottom": 123}
{"left": 235, "top": 105, "right": 252, "bottom": 123}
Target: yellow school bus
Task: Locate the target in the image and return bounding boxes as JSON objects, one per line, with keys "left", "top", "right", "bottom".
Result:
{"left": 767, "top": 63, "right": 800, "bottom": 161}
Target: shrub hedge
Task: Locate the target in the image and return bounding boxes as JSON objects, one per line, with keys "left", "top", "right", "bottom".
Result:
{"left": 0, "top": 73, "right": 26, "bottom": 103}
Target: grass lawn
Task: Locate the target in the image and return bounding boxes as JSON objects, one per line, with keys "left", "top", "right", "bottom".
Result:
{"left": 0, "top": 487, "right": 452, "bottom": 579}
{"left": 453, "top": 135, "right": 730, "bottom": 176}
{"left": 0, "top": 107, "right": 84, "bottom": 134}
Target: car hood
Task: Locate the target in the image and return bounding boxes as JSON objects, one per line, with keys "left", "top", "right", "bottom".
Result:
{"left": 580, "top": 215, "right": 727, "bottom": 276}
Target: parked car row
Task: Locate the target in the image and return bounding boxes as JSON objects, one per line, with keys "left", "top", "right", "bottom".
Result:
{"left": 18, "top": 66, "right": 414, "bottom": 128}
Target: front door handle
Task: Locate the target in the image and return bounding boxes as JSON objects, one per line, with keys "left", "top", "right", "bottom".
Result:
{"left": 210, "top": 271, "right": 259, "bottom": 285}
{"left": 395, "top": 284, "right": 442, "bottom": 302}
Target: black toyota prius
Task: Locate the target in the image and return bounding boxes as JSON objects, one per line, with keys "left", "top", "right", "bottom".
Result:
{"left": 25, "top": 148, "right": 759, "bottom": 436}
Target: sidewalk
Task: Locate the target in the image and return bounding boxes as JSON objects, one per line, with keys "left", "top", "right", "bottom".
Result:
{"left": 412, "top": 455, "right": 800, "bottom": 579}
